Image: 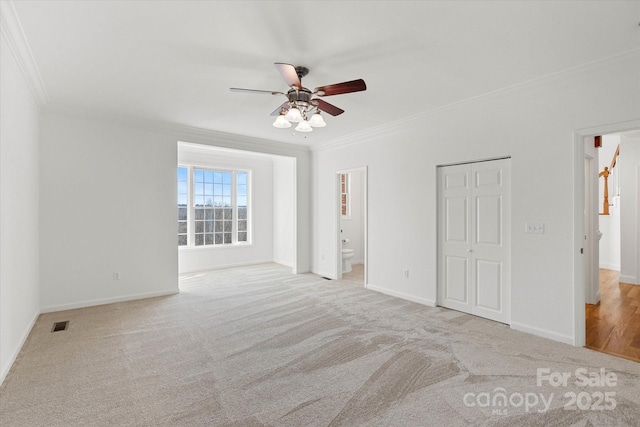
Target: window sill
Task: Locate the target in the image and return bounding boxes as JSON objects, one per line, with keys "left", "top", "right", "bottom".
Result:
{"left": 179, "top": 243, "right": 254, "bottom": 251}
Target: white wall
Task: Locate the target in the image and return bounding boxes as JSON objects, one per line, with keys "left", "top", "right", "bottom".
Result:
{"left": 599, "top": 135, "right": 621, "bottom": 271}
{"left": 177, "top": 143, "right": 275, "bottom": 273}
{"left": 273, "top": 155, "right": 295, "bottom": 268}
{"left": 0, "top": 27, "right": 41, "bottom": 383}
{"left": 312, "top": 50, "right": 640, "bottom": 345}
{"left": 39, "top": 107, "right": 312, "bottom": 311}
{"left": 619, "top": 133, "right": 640, "bottom": 284}
{"left": 340, "top": 170, "right": 364, "bottom": 264}
{"left": 39, "top": 112, "right": 180, "bottom": 311}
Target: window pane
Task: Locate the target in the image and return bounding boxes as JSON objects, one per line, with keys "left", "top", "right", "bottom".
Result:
{"left": 195, "top": 209, "right": 204, "bottom": 220}
{"left": 178, "top": 207, "right": 187, "bottom": 220}
{"left": 214, "top": 195, "right": 222, "bottom": 207}
{"left": 238, "top": 196, "right": 246, "bottom": 207}
{"left": 224, "top": 208, "right": 232, "bottom": 219}
{"left": 215, "top": 221, "right": 223, "bottom": 232}
{"left": 178, "top": 194, "right": 187, "bottom": 205}
{"left": 205, "top": 209, "right": 214, "bottom": 220}
{"left": 224, "top": 233, "right": 232, "bottom": 244}
{"left": 195, "top": 234, "right": 204, "bottom": 246}
{"left": 178, "top": 221, "right": 187, "bottom": 233}
{"left": 194, "top": 169, "right": 203, "bottom": 183}
{"left": 178, "top": 181, "right": 187, "bottom": 194}
{"left": 223, "top": 184, "right": 231, "bottom": 196}
{"left": 222, "top": 172, "right": 231, "bottom": 184}
{"left": 196, "top": 183, "right": 204, "bottom": 196}
{"left": 223, "top": 197, "right": 231, "bottom": 207}
{"left": 238, "top": 220, "right": 246, "bottom": 232}
{"left": 205, "top": 234, "right": 213, "bottom": 245}
{"left": 204, "top": 171, "right": 214, "bottom": 183}
{"left": 238, "top": 207, "right": 247, "bottom": 220}
{"left": 224, "top": 220, "right": 232, "bottom": 232}
{"left": 215, "top": 233, "right": 223, "bottom": 244}
{"left": 195, "top": 195, "right": 205, "bottom": 206}
{"left": 237, "top": 185, "right": 246, "bottom": 197}
{"left": 195, "top": 221, "right": 204, "bottom": 233}
{"left": 214, "top": 208, "right": 223, "bottom": 220}
{"left": 237, "top": 172, "right": 247, "bottom": 185}
{"left": 178, "top": 235, "right": 187, "bottom": 246}
{"left": 214, "top": 184, "right": 223, "bottom": 195}
{"left": 178, "top": 167, "right": 188, "bottom": 181}
{"left": 238, "top": 232, "right": 247, "bottom": 242}
{"left": 205, "top": 221, "right": 214, "bottom": 232}
{"left": 205, "top": 197, "right": 213, "bottom": 207}
{"left": 214, "top": 172, "right": 223, "bottom": 183}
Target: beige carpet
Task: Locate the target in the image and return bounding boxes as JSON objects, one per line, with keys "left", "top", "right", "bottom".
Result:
{"left": 1, "top": 263, "right": 639, "bottom": 426}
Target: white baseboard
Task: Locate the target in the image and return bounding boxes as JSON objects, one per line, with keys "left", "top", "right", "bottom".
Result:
{"left": 599, "top": 263, "right": 620, "bottom": 271}
{"left": 1, "top": 309, "right": 39, "bottom": 386}
{"left": 272, "top": 258, "right": 293, "bottom": 269}
{"left": 40, "top": 288, "right": 179, "bottom": 314}
{"left": 510, "top": 321, "right": 574, "bottom": 345}
{"left": 178, "top": 259, "right": 275, "bottom": 275}
{"left": 366, "top": 283, "right": 437, "bottom": 307}
{"left": 619, "top": 274, "right": 639, "bottom": 285}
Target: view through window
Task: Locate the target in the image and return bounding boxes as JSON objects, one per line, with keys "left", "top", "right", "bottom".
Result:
{"left": 177, "top": 166, "right": 249, "bottom": 247}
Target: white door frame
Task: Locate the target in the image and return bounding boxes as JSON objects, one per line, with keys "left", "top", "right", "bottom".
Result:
{"left": 572, "top": 119, "right": 640, "bottom": 347}
{"left": 335, "top": 167, "right": 368, "bottom": 284}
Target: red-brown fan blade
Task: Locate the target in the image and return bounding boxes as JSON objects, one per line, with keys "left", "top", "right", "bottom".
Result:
{"left": 312, "top": 99, "right": 344, "bottom": 116}
{"left": 230, "top": 88, "right": 285, "bottom": 96}
{"left": 314, "top": 79, "right": 366, "bottom": 97}
{"left": 274, "top": 63, "right": 302, "bottom": 89}
{"left": 270, "top": 102, "right": 290, "bottom": 116}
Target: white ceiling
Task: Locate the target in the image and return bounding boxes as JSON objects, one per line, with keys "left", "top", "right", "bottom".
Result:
{"left": 10, "top": 1, "right": 640, "bottom": 146}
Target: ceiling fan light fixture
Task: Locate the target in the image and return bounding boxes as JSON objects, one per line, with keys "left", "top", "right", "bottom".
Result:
{"left": 273, "top": 114, "right": 292, "bottom": 128}
{"left": 308, "top": 112, "right": 326, "bottom": 127}
{"left": 284, "top": 107, "right": 302, "bottom": 122}
{"left": 295, "top": 120, "right": 313, "bottom": 133}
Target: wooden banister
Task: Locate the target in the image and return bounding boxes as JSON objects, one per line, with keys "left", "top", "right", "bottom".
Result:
{"left": 599, "top": 144, "right": 620, "bottom": 216}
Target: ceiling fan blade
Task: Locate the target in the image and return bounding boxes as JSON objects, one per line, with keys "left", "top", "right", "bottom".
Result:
{"left": 274, "top": 63, "right": 302, "bottom": 89}
{"left": 312, "top": 99, "right": 345, "bottom": 116}
{"left": 314, "top": 79, "right": 367, "bottom": 97}
{"left": 230, "top": 88, "right": 285, "bottom": 96}
{"left": 270, "top": 102, "right": 290, "bottom": 116}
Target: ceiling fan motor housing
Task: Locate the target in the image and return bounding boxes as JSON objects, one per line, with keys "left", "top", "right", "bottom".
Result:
{"left": 288, "top": 88, "right": 312, "bottom": 109}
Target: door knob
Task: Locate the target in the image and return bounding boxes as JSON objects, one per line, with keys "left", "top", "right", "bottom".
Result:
{"left": 467, "top": 249, "right": 473, "bottom": 253}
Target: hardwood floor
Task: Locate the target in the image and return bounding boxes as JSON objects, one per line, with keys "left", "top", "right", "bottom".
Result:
{"left": 586, "top": 269, "right": 640, "bottom": 362}
{"left": 341, "top": 263, "right": 364, "bottom": 284}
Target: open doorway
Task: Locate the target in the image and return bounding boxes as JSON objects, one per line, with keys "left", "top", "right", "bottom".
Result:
{"left": 335, "top": 167, "right": 367, "bottom": 285}
{"left": 578, "top": 128, "right": 640, "bottom": 361}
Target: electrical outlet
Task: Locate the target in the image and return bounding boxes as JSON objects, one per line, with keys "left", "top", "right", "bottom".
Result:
{"left": 525, "top": 222, "right": 544, "bottom": 234}
{"left": 403, "top": 269, "right": 409, "bottom": 278}
{"left": 113, "top": 272, "right": 120, "bottom": 280}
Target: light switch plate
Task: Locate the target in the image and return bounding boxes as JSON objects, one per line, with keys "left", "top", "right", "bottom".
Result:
{"left": 525, "top": 222, "right": 544, "bottom": 234}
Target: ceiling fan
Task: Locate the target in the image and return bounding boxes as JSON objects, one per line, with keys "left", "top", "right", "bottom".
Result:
{"left": 230, "top": 63, "right": 366, "bottom": 133}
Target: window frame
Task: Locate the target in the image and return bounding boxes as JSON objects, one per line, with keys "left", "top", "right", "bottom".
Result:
{"left": 340, "top": 173, "right": 351, "bottom": 219}
{"left": 178, "top": 164, "right": 251, "bottom": 249}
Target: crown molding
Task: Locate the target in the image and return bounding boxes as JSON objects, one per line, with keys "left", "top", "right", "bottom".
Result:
{"left": 0, "top": 0, "right": 48, "bottom": 106}
{"left": 313, "top": 48, "right": 640, "bottom": 153}
{"left": 41, "top": 103, "right": 311, "bottom": 157}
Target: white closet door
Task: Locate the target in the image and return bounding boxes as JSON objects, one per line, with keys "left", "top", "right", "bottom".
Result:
{"left": 438, "top": 159, "right": 511, "bottom": 324}
{"left": 438, "top": 164, "right": 473, "bottom": 314}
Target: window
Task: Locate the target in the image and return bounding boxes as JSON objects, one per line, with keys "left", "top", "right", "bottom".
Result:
{"left": 177, "top": 166, "right": 250, "bottom": 247}
{"left": 177, "top": 167, "right": 188, "bottom": 246}
{"left": 340, "top": 173, "right": 350, "bottom": 217}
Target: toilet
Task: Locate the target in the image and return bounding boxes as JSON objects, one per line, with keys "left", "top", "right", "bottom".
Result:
{"left": 341, "top": 248, "right": 354, "bottom": 273}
